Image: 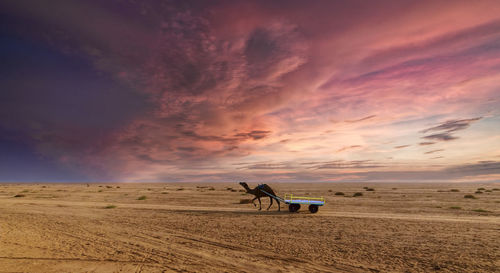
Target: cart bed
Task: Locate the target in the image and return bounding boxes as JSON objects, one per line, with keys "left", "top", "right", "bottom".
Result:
{"left": 284, "top": 194, "right": 325, "bottom": 206}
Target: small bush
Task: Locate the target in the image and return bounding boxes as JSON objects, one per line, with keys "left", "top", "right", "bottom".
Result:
{"left": 353, "top": 192, "right": 363, "bottom": 197}
{"left": 137, "top": 195, "right": 147, "bottom": 200}
{"left": 328, "top": 189, "right": 333, "bottom": 192}
{"left": 485, "top": 190, "right": 492, "bottom": 192}
{"left": 471, "top": 209, "right": 490, "bottom": 213}
{"left": 464, "top": 194, "right": 476, "bottom": 199}
{"left": 226, "top": 187, "right": 233, "bottom": 191}
{"left": 477, "top": 187, "right": 485, "bottom": 191}
{"left": 449, "top": 206, "right": 461, "bottom": 210}
{"left": 492, "top": 188, "right": 500, "bottom": 191}
{"left": 161, "top": 191, "right": 168, "bottom": 194}
{"left": 106, "top": 186, "right": 112, "bottom": 189}
{"left": 104, "top": 205, "right": 116, "bottom": 209}
{"left": 230, "top": 189, "right": 237, "bottom": 192}
{"left": 116, "top": 186, "right": 121, "bottom": 188}
{"left": 475, "top": 191, "right": 483, "bottom": 194}
{"left": 239, "top": 189, "right": 245, "bottom": 192}
{"left": 208, "top": 187, "right": 215, "bottom": 191}
{"left": 14, "top": 194, "right": 25, "bottom": 198}
{"left": 450, "top": 189, "right": 460, "bottom": 192}
{"left": 335, "top": 192, "right": 345, "bottom": 196}
{"left": 365, "top": 188, "right": 375, "bottom": 191}
{"left": 98, "top": 189, "right": 103, "bottom": 192}
{"left": 176, "top": 188, "right": 184, "bottom": 191}
{"left": 239, "top": 199, "right": 252, "bottom": 204}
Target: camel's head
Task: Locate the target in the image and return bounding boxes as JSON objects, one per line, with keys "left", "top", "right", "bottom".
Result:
{"left": 239, "top": 182, "right": 250, "bottom": 192}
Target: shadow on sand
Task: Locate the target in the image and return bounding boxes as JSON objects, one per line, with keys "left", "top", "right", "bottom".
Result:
{"left": 170, "top": 208, "right": 308, "bottom": 216}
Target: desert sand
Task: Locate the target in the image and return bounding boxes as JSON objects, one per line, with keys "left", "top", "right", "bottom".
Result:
{"left": 0, "top": 182, "right": 498, "bottom": 273}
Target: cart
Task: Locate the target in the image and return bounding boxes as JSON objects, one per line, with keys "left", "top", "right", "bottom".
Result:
{"left": 258, "top": 185, "right": 325, "bottom": 213}
{"left": 284, "top": 193, "right": 325, "bottom": 213}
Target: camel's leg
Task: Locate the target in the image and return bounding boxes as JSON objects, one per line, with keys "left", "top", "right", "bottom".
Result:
{"left": 252, "top": 197, "right": 258, "bottom": 207}
{"left": 257, "top": 197, "right": 262, "bottom": 210}
{"left": 267, "top": 196, "right": 273, "bottom": 210}
{"left": 276, "top": 199, "right": 281, "bottom": 211}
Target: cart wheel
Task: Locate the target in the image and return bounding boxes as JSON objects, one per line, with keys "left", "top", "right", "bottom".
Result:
{"left": 308, "top": 205, "right": 319, "bottom": 213}
{"left": 288, "top": 204, "right": 301, "bottom": 213}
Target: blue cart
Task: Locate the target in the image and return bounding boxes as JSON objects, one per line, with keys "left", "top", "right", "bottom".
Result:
{"left": 259, "top": 187, "right": 325, "bottom": 213}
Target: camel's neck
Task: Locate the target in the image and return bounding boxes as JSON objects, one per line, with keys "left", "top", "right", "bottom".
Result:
{"left": 241, "top": 183, "right": 254, "bottom": 193}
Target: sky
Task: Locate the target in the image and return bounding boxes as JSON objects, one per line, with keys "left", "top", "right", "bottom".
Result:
{"left": 1, "top": 0, "right": 500, "bottom": 183}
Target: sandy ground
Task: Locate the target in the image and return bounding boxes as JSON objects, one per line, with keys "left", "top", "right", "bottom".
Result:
{"left": 0, "top": 182, "right": 499, "bottom": 273}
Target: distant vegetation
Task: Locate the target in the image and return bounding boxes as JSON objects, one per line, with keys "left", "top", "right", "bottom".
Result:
{"left": 450, "top": 189, "right": 460, "bottom": 192}
{"left": 14, "top": 194, "right": 25, "bottom": 198}
{"left": 104, "top": 205, "right": 116, "bottom": 209}
{"left": 449, "top": 206, "right": 461, "bottom": 210}
{"left": 335, "top": 192, "right": 345, "bottom": 196}
{"left": 464, "top": 194, "right": 476, "bottom": 199}
{"left": 353, "top": 192, "right": 363, "bottom": 197}
{"left": 137, "top": 195, "right": 147, "bottom": 200}
{"left": 365, "top": 188, "right": 375, "bottom": 191}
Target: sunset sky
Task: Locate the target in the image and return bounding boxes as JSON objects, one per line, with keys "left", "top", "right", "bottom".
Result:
{"left": 1, "top": 0, "right": 500, "bottom": 182}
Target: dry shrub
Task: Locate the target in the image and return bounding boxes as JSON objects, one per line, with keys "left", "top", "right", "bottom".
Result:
{"left": 464, "top": 194, "right": 476, "bottom": 199}
{"left": 14, "top": 194, "right": 25, "bottom": 198}
{"left": 450, "top": 189, "right": 460, "bottom": 192}
{"left": 353, "top": 192, "right": 363, "bottom": 197}
{"left": 335, "top": 192, "right": 345, "bottom": 196}
{"left": 137, "top": 195, "right": 147, "bottom": 200}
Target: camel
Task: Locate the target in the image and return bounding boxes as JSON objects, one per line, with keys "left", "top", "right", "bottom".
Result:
{"left": 239, "top": 182, "right": 281, "bottom": 211}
